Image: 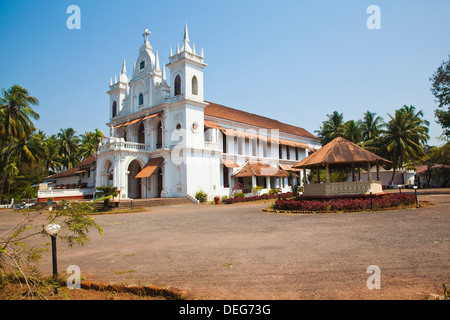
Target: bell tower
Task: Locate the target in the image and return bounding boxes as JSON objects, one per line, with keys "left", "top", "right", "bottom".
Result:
{"left": 166, "top": 24, "right": 208, "bottom": 150}
{"left": 166, "top": 24, "right": 207, "bottom": 102}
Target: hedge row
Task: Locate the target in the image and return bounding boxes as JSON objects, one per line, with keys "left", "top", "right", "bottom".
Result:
{"left": 225, "top": 192, "right": 293, "bottom": 204}
{"left": 274, "top": 193, "right": 416, "bottom": 212}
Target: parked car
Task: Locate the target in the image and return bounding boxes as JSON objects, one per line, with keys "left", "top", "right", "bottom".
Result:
{"left": 13, "top": 203, "right": 25, "bottom": 210}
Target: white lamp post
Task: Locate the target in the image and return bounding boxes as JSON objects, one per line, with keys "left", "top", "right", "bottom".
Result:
{"left": 45, "top": 223, "right": 61, "bottom": 294}
{"left": 413, "top": 186, "right": 419, "bottom": 207}
{"left": 368, "top": 189, "right": 373, "bottom": 211}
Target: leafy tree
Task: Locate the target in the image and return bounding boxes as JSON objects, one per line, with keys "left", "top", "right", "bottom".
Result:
{"left": 430, "top": 54, "right": 450, "bottom": 137}
{"left": 0, "top": 202, "right": 103, "bottom": 298}
{"left": 373, "top": 105, "right": 430, "bottom": 182}
{"left": 79, "top": 129, "right": 105, "bottom": 160}
{"left": 343, "top": 120, "right": 363, "bottom": 144}
{"left": 56, "top": 128, "right": 80, "bottom": 170}
{"left": 361, "top": 111, "right": 384, "bottom": 142}
{"left": 0, "top": 85, "right": 40, "bottom": 202}
{"left": 315, "top": 111, "right": 345, "bottom": 145}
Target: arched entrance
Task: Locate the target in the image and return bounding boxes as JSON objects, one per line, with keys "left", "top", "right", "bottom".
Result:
{"left": 128, "top": 159, "right": 142, "bottom": 199}
{"left": 100, "top": 159, "right": 113, "bottom": 187}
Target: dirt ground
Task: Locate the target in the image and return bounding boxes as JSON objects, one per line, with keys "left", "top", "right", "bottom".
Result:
{"left": 1, "top": 188, "right": 449, "bottom": 300}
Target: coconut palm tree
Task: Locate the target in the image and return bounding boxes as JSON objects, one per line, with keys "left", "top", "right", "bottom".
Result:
{"left": 343, "top": 120, "right": 364, "bottom": 144}
{"left": 376, "top": 106, "right": 430, "bottom": 182}
{"left": 0, "top": 85, "right": 39, "bottom": 202}
{"left": 79, "top": 129, "right": 105, "bottom": 160}
{"left": 361, "top": 111, "right": 384, "bottom": 142}
{"left": 57, "top": 128, "right": 80, "bottom": 170}
{"left": 315, "top": 111, "right": 345, "bottom": 145}
{"left": 43, "top": 134, "right": 62, "bottom": 174}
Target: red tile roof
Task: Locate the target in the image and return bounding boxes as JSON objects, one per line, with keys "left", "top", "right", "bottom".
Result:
{"left": 44, "top": 155, "right": 96, "bottom": 180}
{"left": 204, "top": 101, "right": 319, "bottom": 140}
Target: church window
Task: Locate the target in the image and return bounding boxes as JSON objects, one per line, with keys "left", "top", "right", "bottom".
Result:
{"left": 112, "top": 101, "right": 117, "bottom": 117}
{"left": 156, "top": 121, "right": 163, "bottom": 149}
{"left": 139, "top": 93, "right": 144, "bottom": 106}
{"left": 192, "top": 76, "right": 198, "bottom": 95}
{"left": 174, "top": 75, "right": 181, "bottom": 96}
{"left": 139, "top": 60, "right": 145, "bottom": 70}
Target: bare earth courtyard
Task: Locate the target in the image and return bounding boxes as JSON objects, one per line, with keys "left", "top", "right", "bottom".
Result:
{"left": 1, "top": 189, "right": 449, "bottom": 300}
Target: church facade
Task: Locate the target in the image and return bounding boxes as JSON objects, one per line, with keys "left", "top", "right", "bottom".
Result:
{"left": 95, "top": 26, "right": 321, "bottom": 201}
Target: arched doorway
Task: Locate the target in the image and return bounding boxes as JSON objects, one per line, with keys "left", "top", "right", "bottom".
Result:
{"left": 101, "top": 159, "right": 113, "bottom": 187}
{"left": 128, "top": 159, "right": 142, "bottom": 199}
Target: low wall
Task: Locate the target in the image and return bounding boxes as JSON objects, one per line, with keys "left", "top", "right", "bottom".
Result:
{"left": 37, "top": 188, "right": 95, "bottom": 202}
{"left": 304, "top": 181, "right": 383, "bottom": 197}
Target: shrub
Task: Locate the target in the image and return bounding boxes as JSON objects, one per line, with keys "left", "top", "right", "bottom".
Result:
{"left": 235, "top": 192, "right": 245, "bottom": 198}
{"left": 273, "top": 193, "right": 416, "bottom": 212}
{"left": 225, "top": 192, "right": 293, "bottom": 204}
{"left": 195, "top": 190, "right": 208, "bottom": 203}
{"left": 221, "top": 195, "right": 228, "bottom": 202}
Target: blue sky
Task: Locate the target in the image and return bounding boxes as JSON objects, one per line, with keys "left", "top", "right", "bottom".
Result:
{"left": 1, "top": 0, "right": 449, "bottom": 146}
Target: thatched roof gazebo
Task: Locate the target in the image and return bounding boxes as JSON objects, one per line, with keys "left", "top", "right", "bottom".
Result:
{"left": 293, "top": 137, "right": 391, "bottom": 197}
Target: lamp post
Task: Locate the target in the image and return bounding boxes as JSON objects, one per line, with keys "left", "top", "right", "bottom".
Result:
{"left": 368, "top": 189, "right": 373, "bottom": 211}
{"left": 413, "top": 186, "right": 419, "bottom": 207}
{"left": 398, "top": 185, "right": 402, "bottom": 194}
{"left": 45, "top": 223, "right": 61, "bottom": 294}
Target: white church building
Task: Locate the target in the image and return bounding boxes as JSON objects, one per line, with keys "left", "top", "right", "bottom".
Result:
{"left": 94, "top": 26, "right": 321, "bottom": 201}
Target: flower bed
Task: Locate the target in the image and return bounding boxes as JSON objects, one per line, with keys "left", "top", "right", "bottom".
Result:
{"left": 225, "top": 192, "right": 293, "bottom": 204}
{"left": 273, "top": 193, "right": 416, "bottom": 213}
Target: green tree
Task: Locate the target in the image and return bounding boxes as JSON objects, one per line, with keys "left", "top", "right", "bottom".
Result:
{"left": 56, "top": 128, "right": 80, "bottom": 170}
{"left": 79, "top": 129, "right": 105, "bottom": 160}
{"left": 0, "top": 85, "right": 39, "bottom": 202}
{"left": 374, "top": 106, "right": 430, "bottom": 182}
{"left": 430, "top": 54, "right": 450, "bottom": 137}
{"left": 43, "top": 134, "right": 62, "bottom": 174}
{"left": 315, "top": 111, "right": 345, "bottom": 145}
{"left": 361, "top": 111, "right": 384, "bottom": 142}
{"left": 343, "top": 120, "right": 363, "bottom": 144}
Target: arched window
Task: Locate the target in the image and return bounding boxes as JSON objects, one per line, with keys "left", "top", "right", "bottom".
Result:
{"left": 192, "top": 76, "right": 198, "bottom": 95}
{"left": 138, "top": 123, "right": 145, "bottom": 144}
{"left": 174, "top": 75, "right": 181, "bottom": 96}
{"left": 156, "top": 121, "right": 163, "bottom": 149}
{"left": 138, "top": 93, "right": 144, "bottom": 106}
{"left": 112, "top": 101, "right": 117, "bottom": 117}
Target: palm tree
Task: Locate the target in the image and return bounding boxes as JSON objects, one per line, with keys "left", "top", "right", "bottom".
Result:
{"left": 0, "top": 85, "right": 39, "bottom": 202}
{"left": 315, "top": 111, "right": 345, "bottom": 145}
{"left": 57, "top": 128, "right": 80, "bottom": 170}
{"left": 361, "top": 111, "right": 384, "bottom": 142}
{"left": 43, "top": 134, "right": 62, "bottom": 174}
{"left": 79, "top": 129, "right": 105, "bottom": 160}
{"left": 343, "top": 120, "right": 363, "bottom": 144}
{"left": 376, "top": 106, "right": 430, "bottom": 182}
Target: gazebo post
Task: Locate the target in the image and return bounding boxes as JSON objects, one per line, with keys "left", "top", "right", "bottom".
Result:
{"left": 367, "top": 162, "right": 372, "bottom": 182}
{"left": 303, "top": 168, "right": 307, "bottom": 185}
{"left": 325, "top": 163, "right": 330, "bottom": 183}
{"left": 351, "top": 164, "right": 355, "bottom": 182}
{"left": 376, "top": 163, "right": 381, "bottom": 181}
